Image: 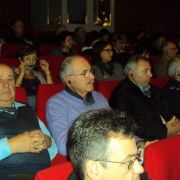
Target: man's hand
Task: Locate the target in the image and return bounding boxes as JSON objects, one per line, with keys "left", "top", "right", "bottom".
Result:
{"left": 166, "top": 116, "right": 180, "bottom": 136}
{"left": 8, "top": 130, "right": 52, "bottom": 154}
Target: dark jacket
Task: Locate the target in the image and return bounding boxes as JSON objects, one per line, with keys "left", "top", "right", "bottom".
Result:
{"left": 162, "top": 78, "right": 180, "bottom": 118}
{"left": 109, "top": 79, "right": 171, "bottom": 140}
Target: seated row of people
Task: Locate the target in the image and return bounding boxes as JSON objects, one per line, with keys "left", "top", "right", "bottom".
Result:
{"left": 1, "top": 54, "right": 180, "bottom": 179}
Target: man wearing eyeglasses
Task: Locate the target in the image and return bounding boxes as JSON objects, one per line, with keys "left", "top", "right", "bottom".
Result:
{"left": 46, "top": 56, "right": 109, "bottom": 155}
{"left": 67, "top": 109, "right": 146, "bottom": 180}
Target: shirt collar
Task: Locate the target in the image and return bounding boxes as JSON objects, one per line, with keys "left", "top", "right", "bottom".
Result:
{"left": 65, "top": 87, "right": 95, "bottom": 106}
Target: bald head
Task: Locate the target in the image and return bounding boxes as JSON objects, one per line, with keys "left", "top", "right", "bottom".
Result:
{"left": 60, "top": 55, "right": 94, "bottom": 97}
{"left": 0, "top": 64, "right": 15, "bottom": 107}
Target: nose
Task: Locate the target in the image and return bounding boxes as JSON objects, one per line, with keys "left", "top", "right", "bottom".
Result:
{"left": 90, "top": 71, "right": 95, "bottom": 80}
{"left": 1, "top": 80, "right": 10, "bottom": 87}
{"left": 148, "top": 71, "right": 152, "bottom": 78}
{"left": 133, "top": 160, "right": 144, "bottom": 175}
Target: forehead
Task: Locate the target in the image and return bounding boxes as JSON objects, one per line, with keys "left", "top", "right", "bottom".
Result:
{"left": 107, "top": 135, "right": 137, "bottom": 160}
{"left": 167, "top": 43, "right": 176, "bottom": 48}
{"left": 71, "top": 57, "right": 91, "bottom": 72}
{"left": 24, "top": 52, "right": 37, "bottom": 58}
{"left": 0, "top": 65, "right": 14, "bottom": 77}
{"left": 136, "top": 59, "right": 151, "bottom": 70}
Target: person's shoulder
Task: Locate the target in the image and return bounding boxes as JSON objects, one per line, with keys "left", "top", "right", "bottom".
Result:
{"left": 47, "top": 90, "right": 66, "bottom": 105}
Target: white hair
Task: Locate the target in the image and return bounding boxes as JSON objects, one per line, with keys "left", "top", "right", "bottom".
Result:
{"left": 168, "top": 55, "right": 180, "bottom": 78}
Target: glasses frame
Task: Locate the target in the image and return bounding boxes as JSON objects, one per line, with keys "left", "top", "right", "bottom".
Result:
{"left": 66, "top": 68, "right": 94, "bottom": 78}
{"left": 94, "top": 154, "right": 141, "bottom": 170}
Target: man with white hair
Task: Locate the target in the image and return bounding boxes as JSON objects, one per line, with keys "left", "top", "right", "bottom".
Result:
{"left": 46, "top": 56, "right": 109, "bottom": 155}
{"left": 162, "top": 56, "right": 180, "bottom": 118}
{"left": 109, "top": 55, "right": 180, "bottom": 141}
{"left": 154, "top": 41, "right": 178, "bottom": 77}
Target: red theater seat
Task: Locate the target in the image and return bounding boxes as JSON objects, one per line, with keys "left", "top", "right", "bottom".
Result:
{"left": 39, "top": 43, "right": 58, "bottom": 56}
{"left": 144, "top": 135, "right": 180, "bottom": 180}
{"left": 34, "top": 162, "right": 73, "bottom": 180}
{"left": 15, "top": 87, "right": 28, "bottom": 104}
{"left": 36, "top": 83, "right": 64, "bottom": 125}
{"left": 98, "top": 80, "right": 121, "bottom": 100}
{"left": 1, "top": 43, "right": 25, "bottom": 58}
{"left": 150, "top": 77, "right": 170, "bottom": 89}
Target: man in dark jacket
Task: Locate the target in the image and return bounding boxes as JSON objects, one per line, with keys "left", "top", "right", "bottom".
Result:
{"left": 109, "top": 55, "right": 180, "bottom": 140}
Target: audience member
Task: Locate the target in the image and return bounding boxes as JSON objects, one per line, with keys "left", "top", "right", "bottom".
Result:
{"left": 162, "top": 56, "right": 180, "bottom": 118}
{"left": 55, "top": 24, "right": 67, "bottom": 36}
{"left": 74, "top": 26, "right": 87, "bottom": 45}
{"left": 0, "top": 64, "right": 57, "bottom": 178}
{"left": 46, "top": 56, "right": 109, "bottom": 155}
{"left": 99, "top": 28, "right": 111, "bottom": 42}
{"left": 154, "top": 41, "right": 178, "bottom": 77}
{"left": 149, "top": 33, "right": 166, "bottom": 55}
{"left": 81, "top": 30, "right": 100, "bottom": 56}
{"left": 67, "top": 109, "right": 146, "bottom": 180}
{"left": 52, "top": 31, "right": 77, "bottom": 56}
{"left": 6, "top": 18, "right": 34, "bottom": 46}
{"left": 15, "top": 46, "right": 53, "bottom": 110}
{"left": 112, "top": 34, "right": 130, "bottom": 68}
{"left": 109, "top": 55, "right": 180, "bottom": 140}
{"left": 92, "top": 40, "right": 125, "bottom": 81}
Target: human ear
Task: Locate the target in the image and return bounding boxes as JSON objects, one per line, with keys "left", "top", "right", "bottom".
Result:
{"left": 85, "top": 160, "right": 101, "bottom": 180}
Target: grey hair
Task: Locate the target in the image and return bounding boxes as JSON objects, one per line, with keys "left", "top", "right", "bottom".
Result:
{"left": 59, "top": 55, "right": 85, "bottom": 83}
{"left": 124, "top": 55, "right": 149, "bottom": 77}
{"left": 168, "top": 55, "right": 180, "bottom": 78}
{"left": 59, "top": 56, "right": 75, "bottom": 83}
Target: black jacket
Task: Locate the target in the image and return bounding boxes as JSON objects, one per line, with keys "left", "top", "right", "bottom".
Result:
{"left": 109, "top": 79, "right": 171, "bottom": 140}
{"left": 162, "top": 78, "right": 180, "bottom": 118}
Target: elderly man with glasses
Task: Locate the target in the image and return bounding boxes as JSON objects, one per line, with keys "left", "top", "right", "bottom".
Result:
{"left": 46, "top": 56, "right": 109, "bottom": 155}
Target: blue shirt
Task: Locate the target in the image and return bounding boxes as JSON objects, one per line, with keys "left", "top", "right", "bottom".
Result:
{"left": 0, "top": 102, "right": 58, "bottom": 161}
{"left": 46, "top": 90, "right": 109, "bottom": 155}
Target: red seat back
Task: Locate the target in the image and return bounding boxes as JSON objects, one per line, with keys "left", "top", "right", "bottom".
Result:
{"left": 34, "top": 162, "right": 73, "bottom": 180}
{"left": 36, "top": 83, "right": 64, "bottom": 125}
{"left": 150, "top": 77, "right": 170, "bottom": 89}
{"left": 98, "top": 80, "right": 121, "bottom": 100}
{"left": 1, "top": 43, "right": 25, "bottom": 58}
{"left": 15, "top": 87, "right": 28, "bottom": 104}
{"left": 39, "top": 43, "right": 58, "bottom": 56}
{"left": 0, "top": 57, "right": 20, "bottom": 67}
{"left": 144, "top": 135, "right": 180, "bottom": 180}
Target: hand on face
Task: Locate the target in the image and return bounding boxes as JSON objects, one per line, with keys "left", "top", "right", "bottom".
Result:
{"left": 166, "top": 116, "right": 180, "bottom": 136}
{"left": 39, "top": 59, "right": 50, "bottom": 74}
{"left": 8, "top": 130, "right": 51, "bottom": 154}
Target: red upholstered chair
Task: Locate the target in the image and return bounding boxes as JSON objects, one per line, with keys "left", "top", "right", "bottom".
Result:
{"left": 15, "top": 87, "right": 28, "bottom": 104}
{"left": 36, "top": 83, "right": 64, "bottom": 125}
{"left": 34, "top": 162, "right": 73, "bottom": 180}
{"left": 39, "top": 43, "right": 58, "bottom": 56}
{"left": 144, "top": 135, "right": 180, "bottom": 180}
{"left": 150, "top": 77, "right": 170, "bottom": 89}
{"left": 36, "top": 83, "right": 68, "bottom": 165}
{"left": 97, "top": 80, "right": 121, "bottom": 100}
{"left": 1, "top": 43, "right": 25, "bottom": 58}
{"left": 0, "top": 57, "right": 20, "bottom": 67}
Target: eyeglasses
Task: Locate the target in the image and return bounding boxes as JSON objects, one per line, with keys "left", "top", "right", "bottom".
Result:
{"left": 103, "top": 48, "right": 113, "bottom": 53}
{"left": 67, "top": 68, "right": 94, "bottom": 78}
{"left": 95, "top": 154, "right": 141, "bottom": 170}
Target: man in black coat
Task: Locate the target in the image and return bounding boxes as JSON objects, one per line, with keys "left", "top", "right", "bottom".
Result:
{"left": 109, "top": 55, "right": 180, "bottom": 140}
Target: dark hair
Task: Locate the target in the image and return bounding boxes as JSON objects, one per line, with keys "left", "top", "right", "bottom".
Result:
{"left": 56, "top": 31, "right": 72, "bottom": 46}
{"left": 18, "top": 45, "right": 37, "bottom": 60}
{"left": 92, "top": 40, "right": 111, "bottom": 62}
{"left": 67, "top": 109, "right": 136, "bottom": 179}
